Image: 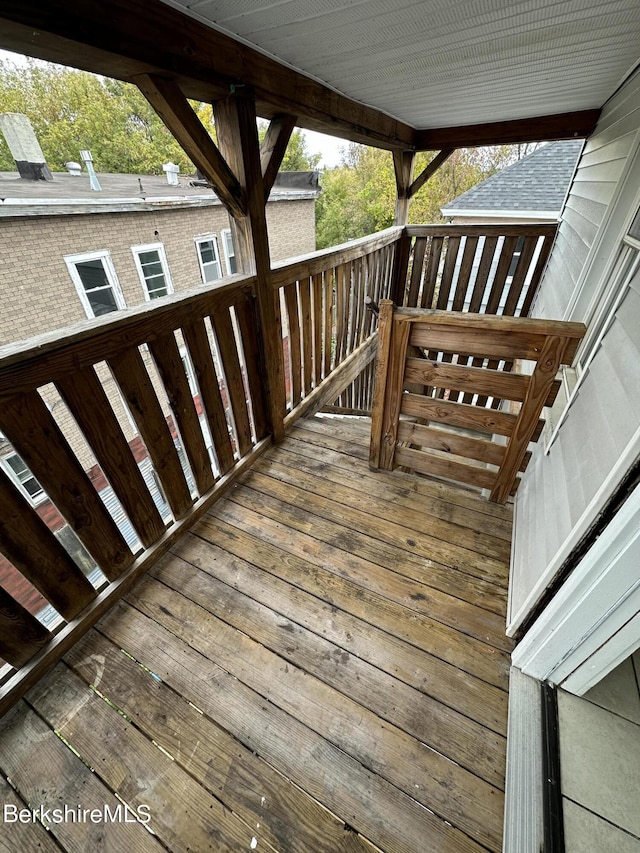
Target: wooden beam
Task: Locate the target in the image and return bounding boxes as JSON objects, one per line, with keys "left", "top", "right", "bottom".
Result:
{"left": 261, "top": 114, "right": 298, "bottom": 202}
{"left": 393, "top": 150, "right": 415, "bottom": 226}
{"left": 214, "top": 93, "right": 287, "bottom": 442}
{"left": 0, "top": 0, "right": 415, "bottom": 150}
{"left": 135, "top": 74, "right": 246, "bottom": 219}
{"left": 409, "top": 149, "right": 454, "bottom": 198}
{"left": 415, "top": 110, "right": 600, "bottom": 149}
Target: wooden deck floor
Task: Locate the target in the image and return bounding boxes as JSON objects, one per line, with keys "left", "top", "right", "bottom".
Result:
{"left": 0, "top": 415, "right": 513, "bottom": 853}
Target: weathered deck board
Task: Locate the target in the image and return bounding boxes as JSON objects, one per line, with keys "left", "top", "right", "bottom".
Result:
{"left": 0, "top": 415, "right": 512, "bottom": 853}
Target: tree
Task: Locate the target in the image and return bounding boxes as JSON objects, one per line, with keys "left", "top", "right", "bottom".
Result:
{"left": 0, "top": 59, "right": 322, "bottom": 175}
{"left": 315, "top": 143, "right": 520, "bottom": 249}
{"left": 0, "top": 60, "right": 194, "bottom": 173}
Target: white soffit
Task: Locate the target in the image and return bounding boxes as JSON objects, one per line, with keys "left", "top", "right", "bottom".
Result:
{"left": 165, "top": 0, "right": 640, "bottom": 129}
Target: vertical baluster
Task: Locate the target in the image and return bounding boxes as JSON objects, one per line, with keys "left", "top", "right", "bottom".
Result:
{"left": 211, "top": 307, "right": 253, "bottom": 457}
{"left": 183, "top": 319, "right": 236, "bottom": 474}
{"left": 109, "top": 347, "right": 193, "bottom": 520}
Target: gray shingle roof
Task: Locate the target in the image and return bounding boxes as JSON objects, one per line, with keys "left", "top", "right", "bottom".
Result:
{"left": 441, "top": 139, "right": 583, "bottom": 215}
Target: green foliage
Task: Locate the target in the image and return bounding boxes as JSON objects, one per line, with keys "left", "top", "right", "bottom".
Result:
{"left": 0, "top": 60, "right": 193, "bottom": 173}
{"left": 0, "top": 60, "right": 321, "bottom": 176}
{"left": 315, "top": 143, "right": 519, "bottom": 249}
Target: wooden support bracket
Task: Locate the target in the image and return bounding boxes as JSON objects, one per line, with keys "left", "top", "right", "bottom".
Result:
{"left": 260, "top": 114, "right": 298, "bottom": 202}
{"left": 409, "top": 149, "right": 455, "bottom": 198}
{"left": 135, "top": 74, "right": 247, "bottom": 219}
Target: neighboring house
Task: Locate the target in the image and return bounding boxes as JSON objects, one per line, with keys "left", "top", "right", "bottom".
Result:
{"left": 0, "top": 125, "right": 320, "bottom": 621}
{"left": 441, "top": 139, "right": 584, "bottom": 224}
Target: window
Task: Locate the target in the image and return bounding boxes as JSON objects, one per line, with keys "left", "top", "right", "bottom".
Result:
{"left": 65, "top": 250, "right": 126, "bottom": 318}
{"left": 132, "top": 243, "right": 174, "bottom": 300}
{"left": 195, "top": 235, "right": 223, "bottom": 283}
{"left": 2, "top": 452, "right": 46, "bottom": 505}
{"left": 221, "top": 228, "right": 237, "bottom": 275}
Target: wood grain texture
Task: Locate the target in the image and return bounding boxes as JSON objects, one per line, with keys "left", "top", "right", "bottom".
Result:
{"left": 401, "top": 393, "right": 518, "bottom": 437}
{"left": 109, "top": 347, "right": 193, "bottom": 520}
{"left": 57, "top": 366, "right": 166, "bottom": 546}
{"left": 260, "top": 113, "right": 297, "bottom": 199}
{"left": 0, "top": 703, "right": 165, "bottom": 852}
{"left": 210, "top": 306, "right": 253, "bottom": 458}
{"left": 29, "top": 664, "right": 274, "bottom": 853}
{"left": 394, "top": 445, "right": 498, "bottom": 492}
{"left": 65, "top": 629, "right": 376, "bottom": 853}
{"left": 0, "top": 437, "right": 271, "bottom": 719}
{"left": 234, "top": 297, "right": 269, "bottom": 441}
{"left": 149, "top": 331, "right": 215, "bottom": 496}
{"left": 491, "top": 336, "right": 570, "bottom": 503}
{"left": 404, "top": 357, "right": 531, "bottom": 401}
{"left": 0, "top": 391, "right": 133, "bottom": 579}
{"left": 0, "top": 468, "right": 96, "bottom": 620}
{"left": 215, "top": 94, "right": 286, "bottom": 442}
{"left": 0, "top": 277, "right": 256, "bottom": 401}
{"left": 0, "top": 587, "right": 51, "bottom": 668}
{"left": 182, "top": 318, "right": 236, "bottom": 474}
{"left": 135, "top": 74, "right": 246, "bottom": 217}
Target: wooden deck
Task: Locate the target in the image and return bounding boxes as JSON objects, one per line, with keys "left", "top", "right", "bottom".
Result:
{"left": 0, "top": 415, "right": 513, "bottom": 853}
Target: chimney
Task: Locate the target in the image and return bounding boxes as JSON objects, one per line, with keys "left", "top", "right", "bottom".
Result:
{"left": 0, "top": 113, "right": 53, "bottom": 181}
{"left": 163, "top": 162, "right": 180, "bottom": 186}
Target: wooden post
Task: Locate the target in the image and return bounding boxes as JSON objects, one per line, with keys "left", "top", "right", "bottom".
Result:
{"left": 390, "top": 150, "right": 415, "bottom": 305}
{"left": 214, "top": 93, "right": 286, "bottom": 441}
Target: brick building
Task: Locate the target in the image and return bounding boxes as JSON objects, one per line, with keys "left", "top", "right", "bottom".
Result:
{"left": 0, "top": 162, "right": 319, "bottom": 621}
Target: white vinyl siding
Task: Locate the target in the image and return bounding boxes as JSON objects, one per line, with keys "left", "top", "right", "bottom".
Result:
{"left": 195, "top": 235, "right": 223, "bottom": 283}
{"left": 132, "top": 243, "right": 173, "bottom": 300}
{"left": 509, "top": 68, "right": 640, "bottom": 633}
{"left": 65, "top": 250, "right": 126, "bottom": 318}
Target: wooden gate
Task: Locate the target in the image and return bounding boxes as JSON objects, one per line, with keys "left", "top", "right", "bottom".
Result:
{"left": 369, "top": 301, "right": 585, "bottom": 503}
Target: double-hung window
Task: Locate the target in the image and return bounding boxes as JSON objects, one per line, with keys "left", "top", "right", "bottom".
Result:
{"left": 221, "top": 228, "right": 237, "bottom": 275}
{"left": 132, "top": 243, "right": 174, "bottom": 300}
{"left": 2, "top": 452, "right": 46, "bottom": 505}
{"left": 65, "top": 250, "right": 126, "bottom": 318}
{"left": 195, "top": 235, "right": 223, "bottom": 283}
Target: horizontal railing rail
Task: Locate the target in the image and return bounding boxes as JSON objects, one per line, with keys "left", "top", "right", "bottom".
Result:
{"left": 0, "top": 274, "right": 270, "bottom": 712}
{"left": 398, "top": 223, "right": 557, "bottom": 321}
{"left": 274, "top": 228, "right": 401, "bottom": 420}
{"left": 0, "top": 222, "right": 557, "bottom": 713}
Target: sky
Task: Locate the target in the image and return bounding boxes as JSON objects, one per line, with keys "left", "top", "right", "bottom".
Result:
{"left": 0, "top": 48, "right": 347, "bottom": 169}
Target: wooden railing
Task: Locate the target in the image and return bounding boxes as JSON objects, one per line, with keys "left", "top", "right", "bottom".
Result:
{"left": 0, "top": 229, "right": 403, "bottom": 711}
{"left": 0, "top": 223, "right": 563, "bottom": 710}
{"left": 0, "top": 274, "right": 272, "bottom": 711}
{"left": 395, "top": 224, "right": 557, "bottom": 316}
{"left": 370, "top": 303, "right": 586, "bottom": 503}
{"left": 272, "top": 227, "right": 400, "bottom": 420}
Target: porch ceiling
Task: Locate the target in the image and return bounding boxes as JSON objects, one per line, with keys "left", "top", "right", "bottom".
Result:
{"left": 0, "top": 0, "right": 638, "bottom": 148}
{"left": 164, "top": 0, "right": 640, "bottom": 131}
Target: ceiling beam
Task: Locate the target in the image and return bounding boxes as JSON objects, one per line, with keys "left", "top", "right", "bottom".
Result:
{"left": 135, "top": 74, "right": 247, "bottom": 219}
{"left": 415, "top": 110, "right": 601, "bottom": 150}
{"left": 0, "top": 0, "right": 416, "bottom": 151}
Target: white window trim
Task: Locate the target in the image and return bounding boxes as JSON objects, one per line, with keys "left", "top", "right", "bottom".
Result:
{"left": 221, "top": 228, "right": 237, "bottom": 276}
{"left": 64, "top": 250, "right": 126, "bottom": 319}
{"left": 194, "top": 234, "right": 223, "bottom": 284}
{"left": 1, "top": 451, "right": 47, "bottom": 506}
{"left": 131, "top": 242, "right": 174, "bottom": 301}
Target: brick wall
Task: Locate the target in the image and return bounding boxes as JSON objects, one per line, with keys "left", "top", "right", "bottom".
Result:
{"left": 0, "top": 197, "right": 315, "bottom": 346}
{"left": 0, "top": 196, "right": 316, "bottom": 472}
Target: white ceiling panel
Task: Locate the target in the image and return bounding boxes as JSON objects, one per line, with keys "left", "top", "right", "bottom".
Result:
{"left": 165, "top": 0, "right": 640, "bottom": 128}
